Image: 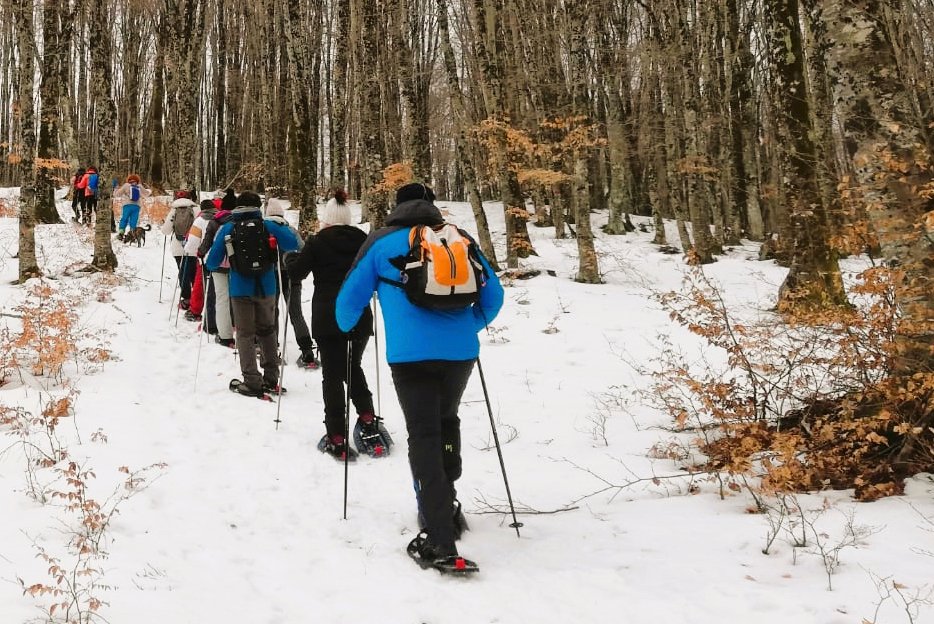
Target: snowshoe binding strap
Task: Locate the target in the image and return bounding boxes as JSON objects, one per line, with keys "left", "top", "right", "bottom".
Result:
{"left": 229, "top": 379, "right": 273, "bottom": 401}
{"left": 406, "top": 532, "right": 478, "bottom": 576}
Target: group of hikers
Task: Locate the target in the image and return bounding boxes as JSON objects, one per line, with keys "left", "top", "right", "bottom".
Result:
{"left": 70, "top": 167, "right": 151, "bottom": 234}
{"left": 109, "top": 178, "right": 505, "bottom": 573}
{"left": 68, "top": 167, "right": 101, "bottom": 227}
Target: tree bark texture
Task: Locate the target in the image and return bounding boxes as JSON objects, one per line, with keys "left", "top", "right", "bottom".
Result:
{"left": 822, "top": 0, "right": 934, "bottom": 377}
{"left": 769, "top": 0, "right": 846, "bottom": 308}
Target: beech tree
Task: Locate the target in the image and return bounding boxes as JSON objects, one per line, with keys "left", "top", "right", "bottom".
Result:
{"left": 11, "top": 0, "right": 40, "bottom": 281}
{"left": 0, "top": 0, "right": 929, "bottom": 300}
{"left": 767, "top": 0, "right": 846, "bottom": 308}
{"left": 821, "top": 0, "right": 934, "bottom": 378}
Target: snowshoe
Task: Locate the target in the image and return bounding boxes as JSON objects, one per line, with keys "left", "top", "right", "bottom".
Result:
{"left": 215, "top": 335, "right": 236, "bottom": 348}
{"left": 317, "top": 434, "right": 358, "bottom": 462}
{"left": 295, "top": 354, "right": 320, "bottom": 370}
{"left": 184, "top": 310, "right": 202, "bottom": 322}
{"left": 406, "top": 532, "right": 478, "bottom": 576}
{"left": 353, "top": 415, "right": 393, "bottom": 458}
{"left": 263, "top": 382, "right": 287, "bottom": 395}
{"left": 228, "top": 379, "right": 273, "bottom": 401}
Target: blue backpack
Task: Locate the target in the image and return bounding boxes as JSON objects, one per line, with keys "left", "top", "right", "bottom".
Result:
{"left": 87, "top": 173, "right": 99, "bottom": 195}
{"left": 130, "top": 184, "right": 141, "bottom": 202}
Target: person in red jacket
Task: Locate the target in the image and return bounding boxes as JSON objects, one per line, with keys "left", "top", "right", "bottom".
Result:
{"left": 81, "top": 166, "right": 100, "bottom": 227}
{"left": 71, "top": 168, "right": 86, "bottom": 223}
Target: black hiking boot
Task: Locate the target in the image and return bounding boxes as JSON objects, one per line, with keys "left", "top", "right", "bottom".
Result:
{"left": 416, "top": 497, "right": 469, "bottom": 541}
{"left": 262, "top": 382, "right": 286, "bottom": 395}
{"left": 296, "top": 348, "right": 320, "bottom": 370}
{"left": 406, "top": 531, "right": 478, "bottom": 575}
{"left": 228, "top": 379, "right": 269, "bottom": 400}
{"left": 317, "top": 434, "right": 358, "bottom": 462}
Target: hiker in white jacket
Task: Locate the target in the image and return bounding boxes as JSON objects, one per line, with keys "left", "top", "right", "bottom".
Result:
{"left": 161, "top": 195, "right": 199, "bottom": 309}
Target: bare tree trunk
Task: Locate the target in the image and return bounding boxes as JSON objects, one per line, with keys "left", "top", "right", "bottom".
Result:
{"left": 329, "top": 0, "right": 350, "bottom": 188}
{"left": 282, "top": 0, "right": 321, "bottom": 233}
{"left": 13, "top": 0, "right": 40, "bottom": 280}
{"left": 648, "top": 66, "right": 669, "bottom": 247}
{"left": 146, "top": 18, "right": 167, "bottom": 188}
{"left": 393, "top": 1, "right": 433, "bottom": 182}
{"left": 213, "top": 5, "right": 227, "bottom": 188}
{"left": 357, "top": 0, "right": 387, "bottom": 227}
{"left": 567, "top": 0, "right": 601, "bottom": 282}
{"left": 35, "top": 0, "right": 65, "bottom": 224}
{"left": 722, "top": 0, "right": 752, "bottom": 243}
{"left": 768, "top": 0, "right": 846, "bottom": 308}
{"left": 164, "top": 0, "right": 205, "bottom": 190}
{"left": 437, "top": 0, "right": 499, "bottom": 270}
{"left": 89, "top": 0, "right": 117, "bottom": 271}
{"left": 471, "top": 0, "right": 533, "bottom": 268}
{"left": 823, "top": 0, "right": 934, "bottom": 379}
{"left": 599, "top": 4, "right": 634, "bottom": 235}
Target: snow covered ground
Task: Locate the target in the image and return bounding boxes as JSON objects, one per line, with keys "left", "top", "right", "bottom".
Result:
{"left": 0, "top": 188, "right": 932, "bottom": 623}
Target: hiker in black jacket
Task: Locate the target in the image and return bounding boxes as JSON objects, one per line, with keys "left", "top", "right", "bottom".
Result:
{"left": 285, "top": 190, "right": 375, "bottom": 460}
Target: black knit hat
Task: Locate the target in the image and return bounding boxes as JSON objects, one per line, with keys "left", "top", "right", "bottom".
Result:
{"left": 237, "top": 191, "right": 262, "bottom": 207}
{"left": 221, "top": 188, "right": 237, "bottom": 212}
{"left": 395, "top": 183, "right": 435, "bottom": 205}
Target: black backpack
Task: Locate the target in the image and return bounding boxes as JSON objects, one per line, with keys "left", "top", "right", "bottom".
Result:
{"left": 225, "top": 216, "right": 278, "bottom": 275}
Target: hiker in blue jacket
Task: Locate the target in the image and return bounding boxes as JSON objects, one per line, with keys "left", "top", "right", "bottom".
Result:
{"left": 335, "top": 182, "right": 504, "bottom": 568}
{"left": 206, "top": 191, "right": 300, "bottom": 397}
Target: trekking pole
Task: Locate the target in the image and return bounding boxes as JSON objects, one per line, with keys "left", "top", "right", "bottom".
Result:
{"left": 371, "top": 296, "right": 381, "bottom": 416}
{"left": 343, "top": 339, "right": 352, "bottom": 520}
{"left": 274, "top": 249, "right": 292, "bottom": 430}
{"left": 476, "top": 358, "right": 523, "bottom": 537}
{"left": 158, "top": 234, "right": 168, "bottom": 303}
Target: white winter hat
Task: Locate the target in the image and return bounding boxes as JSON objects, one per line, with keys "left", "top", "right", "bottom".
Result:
{"left": 266, "top": 198, "right": 286, "bottom": 217}
{"left": 320, "top": 197, "right": 351, "bottom": 227}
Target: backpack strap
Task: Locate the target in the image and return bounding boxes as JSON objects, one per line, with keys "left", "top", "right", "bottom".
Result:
{"left": 378, "top": 275, "right": 405, "bottom": 288}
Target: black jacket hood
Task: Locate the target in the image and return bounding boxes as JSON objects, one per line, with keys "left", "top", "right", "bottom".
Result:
{"left": 385, "top": 199, "right": 443, "bottom": 227}
{"left": 317, "top": 225, "right": 367, "bottom": 255}
{"left": 231, "top": 206, "right": 262, "bottom": 221}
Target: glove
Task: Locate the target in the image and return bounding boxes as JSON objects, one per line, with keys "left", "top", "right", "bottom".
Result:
{"left": 282, "top": 251, "right": 301, "bottom": 275}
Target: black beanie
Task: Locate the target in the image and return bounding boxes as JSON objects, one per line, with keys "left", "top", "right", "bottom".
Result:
{"left": 395, "top": 183, "right": 435, "bottom": 205}
{"left": 237, "top": 191, "right": 262, "bottom": 207}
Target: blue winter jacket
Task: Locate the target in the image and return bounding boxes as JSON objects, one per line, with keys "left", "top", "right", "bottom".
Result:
{"left": 205, "top": 206, "right": 300, "bottom": 298}
{"left": 335, "top": 199, "right": 504, "bottom": 364}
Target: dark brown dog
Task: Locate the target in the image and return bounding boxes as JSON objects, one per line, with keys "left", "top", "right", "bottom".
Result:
{"left": 123, "top": 224, "right": 152, "bottom": 247}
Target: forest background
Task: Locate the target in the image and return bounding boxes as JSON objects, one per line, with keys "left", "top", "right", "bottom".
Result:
{"left": 0, "top": 0, "right": 933, "bottom": 506}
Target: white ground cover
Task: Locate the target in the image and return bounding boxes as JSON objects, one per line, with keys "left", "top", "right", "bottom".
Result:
{"left": 0, "top": 187, "right": 931, "bottom": 623}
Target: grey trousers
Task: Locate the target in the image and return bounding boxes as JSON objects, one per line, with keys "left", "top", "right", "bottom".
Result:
{"left": 231, "top": 296, "right": 279, "bottom": 391}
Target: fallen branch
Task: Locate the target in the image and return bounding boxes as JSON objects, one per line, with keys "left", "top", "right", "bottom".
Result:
{"left": 472, "top": 492, "right": 578, "bottom": 516}
{"left": 558, "top": 457, "right": 704, "bottom": 504}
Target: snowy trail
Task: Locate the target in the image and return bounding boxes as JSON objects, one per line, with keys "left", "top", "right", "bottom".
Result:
{"left": 1, "top": 195, "right": 932, "bottom": 623}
